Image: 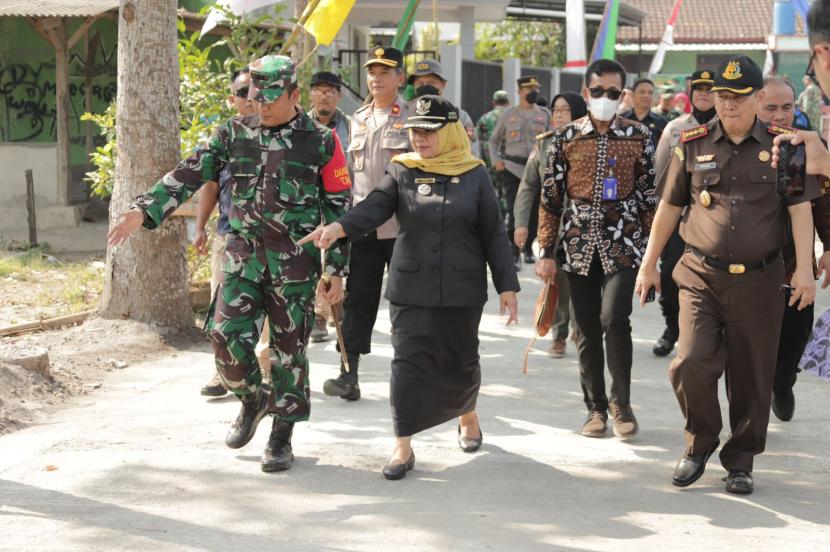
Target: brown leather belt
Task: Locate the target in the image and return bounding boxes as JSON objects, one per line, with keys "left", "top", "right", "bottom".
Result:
{"left": 687, "top": 246, "right": 781, "bottom": 274}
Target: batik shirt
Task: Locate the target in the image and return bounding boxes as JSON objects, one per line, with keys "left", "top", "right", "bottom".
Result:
{"left": 132, "top": 112, "right": 352, "bottom": 281}
{"left": 538, "top": 115, "right": 657, "bottom": 276}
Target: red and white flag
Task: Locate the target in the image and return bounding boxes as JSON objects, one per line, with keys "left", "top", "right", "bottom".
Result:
{"left": 565, "top": 0, "right": 587, "bottom": 70}
{"left": 648, "top": 0, "right": 684, "bottom": 77}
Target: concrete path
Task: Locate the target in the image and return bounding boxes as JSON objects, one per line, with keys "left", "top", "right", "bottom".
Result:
{"left": 2, "top": 270, "right": 830, "bottom": 551}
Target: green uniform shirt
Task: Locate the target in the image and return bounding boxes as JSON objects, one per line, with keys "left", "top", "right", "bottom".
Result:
{"left": 132, "top": 112, "right": 351, "bottom": 282}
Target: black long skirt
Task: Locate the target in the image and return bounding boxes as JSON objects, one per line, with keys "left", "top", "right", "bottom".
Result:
{"left": 389, "top": 303, "right": 484, "bottom": 437}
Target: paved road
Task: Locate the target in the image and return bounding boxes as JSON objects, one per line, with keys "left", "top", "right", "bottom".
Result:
{"left": 1, "top": 268, "right": 829, "bottom": 551}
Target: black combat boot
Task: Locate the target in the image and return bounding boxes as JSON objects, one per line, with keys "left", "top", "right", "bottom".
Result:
{"left": 322, "top": 354, "right": 361, "bottom": 401}
{"left": 225, "top": 388, "right": 270, "bottom": 449}
{"left": 261, "top": 418, "right": 295, "bottom": 472}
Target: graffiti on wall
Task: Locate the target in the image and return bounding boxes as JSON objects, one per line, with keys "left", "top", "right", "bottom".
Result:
{"left": 0, "top": 34, "right": 117, "bottom": 143}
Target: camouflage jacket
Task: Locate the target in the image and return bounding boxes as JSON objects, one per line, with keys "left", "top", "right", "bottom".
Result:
{"left": 476, "top": 107, "right": 505, "bottom": 167}
{"left": 132, "top": 112, "right": 352, "bottom": 281}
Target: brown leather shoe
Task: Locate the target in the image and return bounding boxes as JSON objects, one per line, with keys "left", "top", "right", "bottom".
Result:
{"left": 581, "top": 410, "right": 608, "bottom": 437}
{"left": 548, "top": 338, "right": 566, "bottom": 358}
{"left": 610, "top": 404, "right": 638, "bottom": 438}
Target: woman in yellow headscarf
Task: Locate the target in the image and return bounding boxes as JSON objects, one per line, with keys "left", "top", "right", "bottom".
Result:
{"left": 300, "top": 95, "right": 520, "bottom": 480}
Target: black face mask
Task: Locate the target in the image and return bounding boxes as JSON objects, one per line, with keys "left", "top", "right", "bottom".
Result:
{"left": 415, "top": 85, "right": 441, "bottom": 98}
{"left": 525, "top": 90, "right": 540, "bottom": 104}
{"left": 693, "top": 106, "right": 716, "bottom": 124}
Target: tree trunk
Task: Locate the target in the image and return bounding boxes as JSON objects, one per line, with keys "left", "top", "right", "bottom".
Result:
{"left": 99, "top": 0, "right": 192, "bottom": 328}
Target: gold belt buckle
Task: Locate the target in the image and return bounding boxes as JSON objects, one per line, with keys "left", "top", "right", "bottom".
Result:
{"left": 728, "top": 264, "right": 746, "bottom": 274}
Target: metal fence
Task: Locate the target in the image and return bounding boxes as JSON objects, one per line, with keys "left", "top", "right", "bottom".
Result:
{"left": 461, "top": 60, "right": 503, "bottom": 123}
{"left": 559, "top": 71, "right": 585, "bottom": 94}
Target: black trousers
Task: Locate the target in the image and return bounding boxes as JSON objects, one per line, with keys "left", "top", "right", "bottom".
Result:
{"left": 340, "top": 232, "right": 396, "bottom": 358}
{"left": 659, "top": 226, "right": 684, "bottom": 336}
{"left": 566, "top": 255, "right": 636, "bottom": 412}
{"left": 501, "top": 170, "right": 521, "bottom": 252}
{"left": 774, "top": 297, "right": 814, "bottom": 395}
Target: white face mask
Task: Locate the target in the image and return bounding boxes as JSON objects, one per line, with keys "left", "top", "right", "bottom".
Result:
{"left": 588, "top": 97, "right": 620, "bottom": 121}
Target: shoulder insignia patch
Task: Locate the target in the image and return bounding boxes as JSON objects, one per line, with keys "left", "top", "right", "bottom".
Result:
{"left": 536, "top": 129, "right": 555, "bottom": 141}
{"left": 768, "top": 123, "right": 796, "bottom": 136}
{"left": 680, "top": 125, "right": 708, "bottom": 143}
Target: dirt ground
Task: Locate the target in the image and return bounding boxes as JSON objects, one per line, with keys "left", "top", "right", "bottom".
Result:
{"left": 0, "top": 317, "right": 203, "bottom": 435}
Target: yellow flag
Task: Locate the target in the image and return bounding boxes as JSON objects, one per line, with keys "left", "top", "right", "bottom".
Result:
{"left": 302, "top": 0, "right": 356, "bottom": 46}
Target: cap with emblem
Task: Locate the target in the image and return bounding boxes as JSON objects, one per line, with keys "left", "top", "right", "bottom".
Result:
{"left": 660, "top": 85, "right": 676, "bottom": 99}
{"left": 407, "top": 59, "right": 446, "bottom": 85}
{"left": 402, "top": 95, "right": 459, "bottom": 131}
{"left": 492, "top": 90, "right": 509, "bottom": 102}
{"left": 517, "top": 76, "right": 540, "bottom": 88}
{"left": 689, "top": 69, "right": 715, "bottom": 88}
{"left": 364, "top": 46, "right": 404, "bottom": 69}
{"left": 711, "top": 55, "right": 763, "bottom": 95}
{"left": 249, "top": 55, "right": 297, "bottom": 103}
{"left": 310, "top": 71, "right": 341, "bottom": 90}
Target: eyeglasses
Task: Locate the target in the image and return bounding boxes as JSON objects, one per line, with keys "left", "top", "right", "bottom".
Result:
{"left": 588, "top": 87, "right": 622, "bottom": 101}
{"left": 552, "top": 107, "right": 571, "bottom": 115}
{"left": 234, "top": 87, "right": 250, "bottom": 98}
{"left": 806, "top": 51, "right": 819, "bottom": 87}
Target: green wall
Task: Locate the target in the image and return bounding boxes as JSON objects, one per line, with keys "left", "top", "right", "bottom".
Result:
{"left": 0, "top": 17, "right": 118, "bottom": 165}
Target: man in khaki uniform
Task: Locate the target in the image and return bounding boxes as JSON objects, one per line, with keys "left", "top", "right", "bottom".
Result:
{"left": 636, "top": 56, "right": 819, "bottom": 495}
{"left": 650, "top": 70, "right": 717, "bottom": 358}
{"left": 323, "top": 47, "right": 411, "bottom": 402}
{"left": 489, "top": 76, "right": 551, "bottom": 268}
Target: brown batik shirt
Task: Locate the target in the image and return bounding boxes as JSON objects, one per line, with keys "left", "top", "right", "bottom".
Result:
{"left": 661, "top": 118, "right": 821, "bottom": 264}
{"left": 538, "top": 115, "right": 657, "bottom": 276}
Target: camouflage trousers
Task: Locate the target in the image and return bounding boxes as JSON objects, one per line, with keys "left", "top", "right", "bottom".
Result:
{"left": 206, "top": 266, "right": 316, "bottom": 423}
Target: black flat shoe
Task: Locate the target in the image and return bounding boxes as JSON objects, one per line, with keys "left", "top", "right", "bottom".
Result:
{"left": 672, "top": 439, "right": 720, "bottom": 487}
{"left": 382, "top": 453, "right": 415, "bottom": 480}
{"left": 724, "top": 470, "right": 754, "bottom": 494}
{"left": 458, "top": 424, "right": 483, "bottom": 453}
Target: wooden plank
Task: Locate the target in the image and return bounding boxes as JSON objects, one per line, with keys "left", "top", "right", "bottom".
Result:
{"left": 68, "top": 16, "right": 97, "bottom": 49}
{"left": 0, "top": 310, "right": 96, "bottom": 338}
{"left": 48, "top": 20, "right": 72, "bottom": 207}
{"left": 25, "top": 170, "right": 37, "bottom": 247}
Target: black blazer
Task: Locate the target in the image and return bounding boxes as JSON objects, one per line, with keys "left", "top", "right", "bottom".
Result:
{"left": 338, "top": 162, "right": 520, "bottom": 307}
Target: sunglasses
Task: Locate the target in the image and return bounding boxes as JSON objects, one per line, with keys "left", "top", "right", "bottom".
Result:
{"left": 234, "top": 86, "right": 250, "bottom": 98}
{"left": 806, "top": 51, "right": 819, "bottom": 87}
{"left": 588, "top": 87, "right": 622, "bottom": 101}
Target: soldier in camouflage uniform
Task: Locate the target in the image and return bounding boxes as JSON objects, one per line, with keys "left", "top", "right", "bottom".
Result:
{"left": 477, "top": 90, "right": 510, "bottom": 215}
{"left": 107, "top": 55, "right": 352, "bottom": 473}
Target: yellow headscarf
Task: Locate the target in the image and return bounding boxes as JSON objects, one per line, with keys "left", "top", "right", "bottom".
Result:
{"left": 392, "top": 121, "right": 484, "bottom": 176}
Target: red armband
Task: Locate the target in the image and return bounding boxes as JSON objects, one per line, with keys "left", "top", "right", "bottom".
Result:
{"left": 321, "top": 132, "right": 352, "bottom": 193}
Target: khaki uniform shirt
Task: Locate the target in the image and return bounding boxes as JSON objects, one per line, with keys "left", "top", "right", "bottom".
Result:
{"left": 661, "top": 118, "right": 821, "bottom": 263}
{"left": 489, "top": 104, "right": 551, "bottom": 179}
{"left": 653, "top": 112, "right": 706, "bottom": 195}
{"left": 349, "top": 96, "right": 411, "bottom": 239}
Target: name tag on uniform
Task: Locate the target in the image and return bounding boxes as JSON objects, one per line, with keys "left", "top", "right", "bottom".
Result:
{"left": 695, "top": 162, "right": 717, "bottom": 171}
{"left": 415, "top": 178, "right": 436, "bottom": 184}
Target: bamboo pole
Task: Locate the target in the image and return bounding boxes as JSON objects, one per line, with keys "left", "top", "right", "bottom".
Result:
{"left": 278, "top": 0, "right": 321, "bottom": 57}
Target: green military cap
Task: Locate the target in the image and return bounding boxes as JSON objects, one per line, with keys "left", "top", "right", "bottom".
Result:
{"left": 711, "top": 55, "right": 763, "bottom": 95}
{"left": 249, "top": 55, "right": 297, "bottom": 103}
{"left": 492, "top": 90, "right": 509, "bottom": 101}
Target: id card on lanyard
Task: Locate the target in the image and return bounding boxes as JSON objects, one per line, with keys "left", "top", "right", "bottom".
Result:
{"left": 602, "top": 157, "right": 618, "bottom": 201}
